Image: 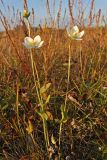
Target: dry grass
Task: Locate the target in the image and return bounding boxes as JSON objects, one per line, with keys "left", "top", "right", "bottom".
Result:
{"left": 0, "top": 0, "right": 107, "bottom": 159}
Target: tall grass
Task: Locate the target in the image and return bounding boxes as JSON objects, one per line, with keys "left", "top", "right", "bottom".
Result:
{"left": 0, "top": 0, "right": 107, "bottom": 159}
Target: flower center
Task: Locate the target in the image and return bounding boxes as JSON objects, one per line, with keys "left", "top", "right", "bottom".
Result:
{"left": 72, "top": 32, "right": 78, "bottom": 38}
{"left": 29, "top": 41, "right": 36, "bottom": 46}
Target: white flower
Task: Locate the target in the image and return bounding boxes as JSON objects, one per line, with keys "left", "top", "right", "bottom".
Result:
{"left": 23, "top": 35, "right": 44, "bottom": 49}
{"left": 98, "top": 147, "right": 102, "bottom": 151}
{"left": 67, "top": 26, "right": 84, "bottom": 40}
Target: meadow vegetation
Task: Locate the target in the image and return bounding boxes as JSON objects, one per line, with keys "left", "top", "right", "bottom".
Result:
{"left": 0, "top": 0, "right": 107, "bottom": 159}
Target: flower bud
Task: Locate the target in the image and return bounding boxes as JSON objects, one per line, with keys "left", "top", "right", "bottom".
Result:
{"left": 23, "top": 9, "right": 30, "bottom": 19}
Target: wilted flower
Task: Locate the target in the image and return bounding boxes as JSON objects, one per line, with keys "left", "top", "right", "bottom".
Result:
{"left": 23, "top": 35, "right": 44, "bottom": 49}
{"left": 67, "top": 26, "right": 84, "bottom": 40}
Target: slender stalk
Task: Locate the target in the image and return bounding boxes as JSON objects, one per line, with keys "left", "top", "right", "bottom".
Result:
{"left": 27, "top": 19, "right": 31, "bottom": 36}
{"left": 33, "top": 61, "right": 44, "bottom": 105}
{"left": 58, "top": 44, "right": 71, "bottom": 159}
{"left": 26, "top": 17, "right": 50, "bottom": 157}
{"left": 30, "top": 49, "right": 50, "bottom": 157}
{"left": 16, "top": 81, "right": 20, "bottom": 128}
{"left": 27, "top": 18, "right": 43, "bottom": 104}
{"left": 30, "top": 50, "right": 50, "bottom": 154}
{"left": 33, "top": 61, "right": 41, "bottom": 89}
{"left": 30, "top": 133, "right": 39, "bottom": 148}
{"left": 30, "top": 50, "right": 41, "bottom": 102}
{"left": 65, "top": 44, "right": 71, "bottom": 109}
{"left": 43, "top": 119, "right": 49, "bottom": 151}
{"left": 79, "top": 43, "right": 83, "bottom": 74}
{"left": 58, "top": 121, "right": 62, "bottom": 159}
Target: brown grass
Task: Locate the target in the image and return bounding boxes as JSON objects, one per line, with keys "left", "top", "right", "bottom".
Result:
{"left": 0, "top": 0, "right": 107, "bottom": 159}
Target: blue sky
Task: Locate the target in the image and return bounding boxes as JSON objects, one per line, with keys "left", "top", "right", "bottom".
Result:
{"left": 0, "top": 0, "right": 107, "bottom": 29}
{"left": 0, "top": 0, "right": 107, "bottom": 14}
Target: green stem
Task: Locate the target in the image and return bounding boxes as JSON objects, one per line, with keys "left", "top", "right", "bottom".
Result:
{"left": 43, "top": 118, "right": 49, "bottom": 156}
{"left": 26, "top": 17, "right": 49, "bottom": 157}
{"left": 16, "top": 81, "right": 20, "bottom": 128}
{"left": 65, "top": 44, "right": 71, "bottom": 109}
{"left": 58, "top": 45, "right": 71, "bottom": 159}
{"left": 30, "top": 50, "right": 41, "bottom": 103}
{"left": 27, "top": 19, "right": 31, "bottom": 36}
{"left": 79, "top": 43, "right": 82, "bottom": 74}
{"left": 58, "top": 121, "right": 63, "bottom": 159}
{"left": 30, "top": 50, "right": 49, "bottom": 157}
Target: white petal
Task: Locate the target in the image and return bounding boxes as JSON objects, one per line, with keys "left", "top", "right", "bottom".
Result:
{"left": 73, "top": 38, "right": 82, "bottom": 40}
{"left": 24, "top": 37, "right": 34, "bottom": 45}
{"left": 77, "top": 30, "right": 84, "bottom": 39}
{"left": 67, "top": 26, "right": 79, "bottom": 38}
{"left": 36, "top": 41, "right": 44, "bottom": 48}
{"left": 34, "top": 35, "right": 41, "bottom": 44}
{"left": 71, "top": 26, "right": 79, "bottom": 35}
{"left": 23, "top": 42, "right": 35, "bottom": 49}
{"left": 66, "top": 28, "right": 71, "bottom": 37}
{"left": 24, "top": 37, "right": 36, "bottom": 49}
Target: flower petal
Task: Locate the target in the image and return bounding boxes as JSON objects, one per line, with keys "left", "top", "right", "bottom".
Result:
{"left": 70, "top": 26, "right": 79, "bottom": 35}
{"left": 24, "top": 37, "right": 36, "bottom": 49}
{"left": 36, "top": 41, "right": 44, "bottom": 48}
{"left": 76, "top": 30, "right": 84, "bottom": 39}
{"left": 73, "top": 38, "right": 82, "bottom": 40}
{"left": 23, "top": 42, "right": 35, "bottom": 49}
{"left": 34, "top": 35, "right": 41, "bottom": 44}
{"left": 24, "top": 37, "right": 34, "bottom": 45}
{"left": 67, "top": 26, "right": 79, "bottom": 38}
{"left": 66, "top": 28, "right": 71, "bottom": 37}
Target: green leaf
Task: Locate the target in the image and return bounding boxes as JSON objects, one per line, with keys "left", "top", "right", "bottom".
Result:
{"left": 45, "top": 95, "right": 51, "bottom": 105}
{"left": 46, "top": 111, "right": 53, "bottom": 120}
{"left": 61, "top": 105, "right": 68, "bottom": 123}
{"left": 51, "top": 134, "right": 56, "bottom": 144}
{"left": 26, "top": 120, "right": 33, "bottom": 134}
{"left": 61, "top": 105, "right": 65, "bottom": 120}
{"left": 40, "top": 83, "right": 51, "bottom": 94}
{"left": 37, "top": 110, "right": 48, "bottom": 120}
